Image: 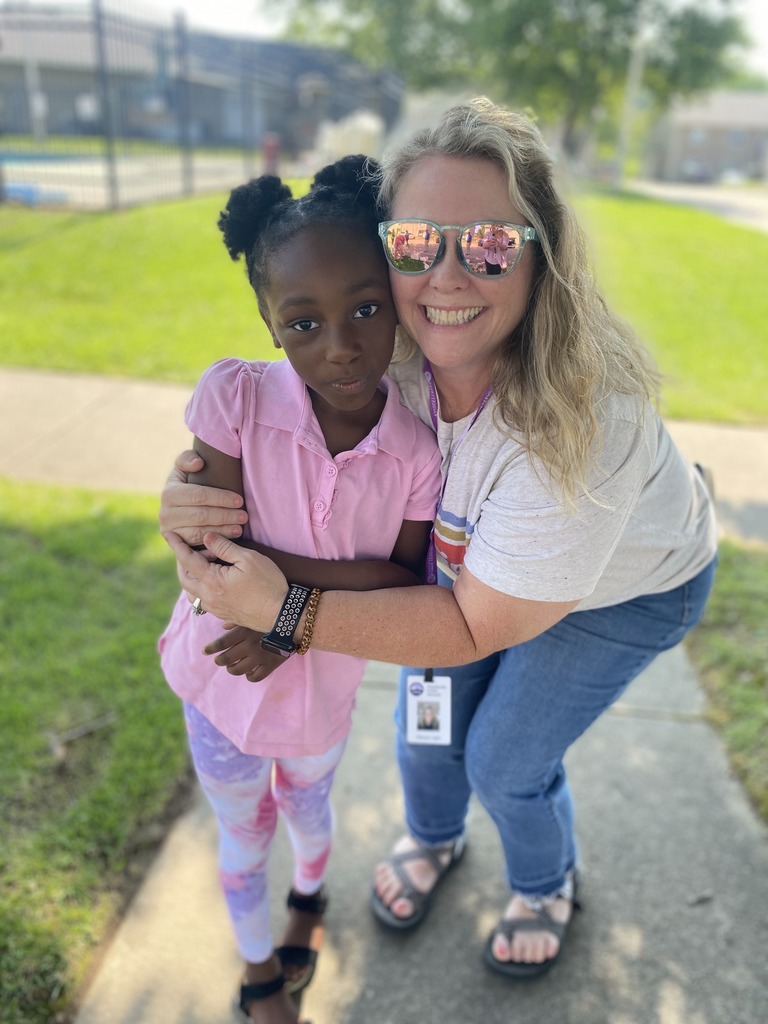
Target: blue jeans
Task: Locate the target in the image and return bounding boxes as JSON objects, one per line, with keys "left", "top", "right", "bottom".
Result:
{"left": 395, "top": 557, "right": 717, "bottom": 897}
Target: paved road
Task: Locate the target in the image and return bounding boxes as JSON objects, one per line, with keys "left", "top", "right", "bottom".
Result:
{"left": 628, "top": 179, "right": 768, "bottom": 235}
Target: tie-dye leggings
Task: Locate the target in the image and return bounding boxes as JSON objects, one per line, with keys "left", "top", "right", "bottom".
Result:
{"left": 184, "top": 702, "right": 346, "bottom": 963}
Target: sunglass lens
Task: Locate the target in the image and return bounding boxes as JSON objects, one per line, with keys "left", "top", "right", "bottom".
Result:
{"left": 383, "top": 222, "right": 437, "bottom": 272}
{"left": 469, "top": 224, "right": 523, "bottom": 276}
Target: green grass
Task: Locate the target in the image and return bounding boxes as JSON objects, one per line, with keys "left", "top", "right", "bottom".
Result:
{"left": 685, "top": 541, "right": 768, "bottom": 820}
{"left": 0, "top": 186, "right": 767, "bottom": 422}
{"left": 0, "top": 479, "right": 188, "bottom": 1024}
{"left": 575, "top": 189, "right": 768, "bottom": 423}
{"left": 0, "top": 183, "right": 307, "bottom": 384}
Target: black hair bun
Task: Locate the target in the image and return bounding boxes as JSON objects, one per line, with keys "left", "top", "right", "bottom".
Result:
{"left": 311, "top": 155, "right": 379, "bottom": 215}
{"left": 218, "top": 175, "right": 293, "bottom": 261}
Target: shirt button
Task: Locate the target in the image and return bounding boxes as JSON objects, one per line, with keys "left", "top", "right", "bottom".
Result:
{"left": 326, "top": 465, "right": 337, "bottom": 476}
{"left": 314, "top": 501, "right": 325, "bottom": 512}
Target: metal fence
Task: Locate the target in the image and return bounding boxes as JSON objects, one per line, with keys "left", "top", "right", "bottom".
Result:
{"left": 0, "top": 1, "right": 401, "bottom": 210}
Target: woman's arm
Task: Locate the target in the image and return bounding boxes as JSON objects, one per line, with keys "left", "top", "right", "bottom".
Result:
{"left": 165, "top": 532, "right": 577, "bottom": 667}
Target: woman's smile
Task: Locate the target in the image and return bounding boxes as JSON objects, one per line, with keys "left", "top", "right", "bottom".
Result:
{"left": 423, "top": 305, "right": 485, "bottom": 326}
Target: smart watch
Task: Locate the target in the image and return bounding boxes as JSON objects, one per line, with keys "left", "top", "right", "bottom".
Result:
{"left": 260, "top": 584, "right": 312, "bottom": 657}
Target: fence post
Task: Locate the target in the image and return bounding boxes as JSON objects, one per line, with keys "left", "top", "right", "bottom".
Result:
{"left": 174, "top": 12, "right": 194, "bottom": 197}
{"left": 92, "top": 0, "right": 119, "bottom": 210}
{"left": 240, "top": 39, "right": 256, "bottom": 181}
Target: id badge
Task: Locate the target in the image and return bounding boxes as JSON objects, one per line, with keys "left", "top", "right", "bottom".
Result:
{"left": 406, "top": 670, "right": 451, "bottom": 745}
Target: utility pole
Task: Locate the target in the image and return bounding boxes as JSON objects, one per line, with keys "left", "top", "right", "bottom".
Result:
{"left": 614, "top": 0, "right": 650, "bottom": 189}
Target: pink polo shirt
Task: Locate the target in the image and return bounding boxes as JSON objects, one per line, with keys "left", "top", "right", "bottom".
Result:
{"left": 159, "top": 357, "right": 441, "bottom": 757}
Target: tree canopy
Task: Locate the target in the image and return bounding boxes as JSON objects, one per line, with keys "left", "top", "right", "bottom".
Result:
{"left": 269, "top": 0, "right": 750, "bottom": 156}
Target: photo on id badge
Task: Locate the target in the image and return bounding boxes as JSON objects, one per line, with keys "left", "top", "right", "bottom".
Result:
{"left": 406, "top": 671, "right": 451, "bottom": 745}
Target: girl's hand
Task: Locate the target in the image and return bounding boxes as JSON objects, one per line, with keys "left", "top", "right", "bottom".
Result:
{"left": 204, "top": 625, "right": 285, "bottom": 682}
{"left": 163, "top": 531, "right": 288, "bottom": 633}
{"left": 159, "top": 450, "right": 248, "bottom": 546}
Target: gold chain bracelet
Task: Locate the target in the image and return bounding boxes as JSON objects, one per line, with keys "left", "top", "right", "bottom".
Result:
{"left": 296, "top": 588, "right": 321, "bottom": 655}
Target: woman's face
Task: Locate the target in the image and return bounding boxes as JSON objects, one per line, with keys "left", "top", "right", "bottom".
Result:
{"left": 389, "top": 155, "right": 536, "bottom": 380}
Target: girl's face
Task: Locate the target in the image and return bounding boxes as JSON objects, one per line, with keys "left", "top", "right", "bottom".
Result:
{"left": 389, "top": 155, "right": 536, "bottom": 380}
{"left": 261, "top": 224, "right": 398, "bottom": 418}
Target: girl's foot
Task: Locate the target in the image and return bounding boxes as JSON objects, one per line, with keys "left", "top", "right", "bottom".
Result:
{"left": 277, "top": 887, "right": 327, "bottom": 992}
{"left": 239, "top": 954, "right": 302, "bottom": 1024}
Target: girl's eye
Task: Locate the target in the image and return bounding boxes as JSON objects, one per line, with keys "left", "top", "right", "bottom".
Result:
{"left": 354, "top": 303, "right": 380, "bottom": 319}
{"left": 290, "top": 318, "right": 319, "bottom": 332}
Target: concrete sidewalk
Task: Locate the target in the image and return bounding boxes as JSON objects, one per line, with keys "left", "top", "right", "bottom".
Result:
{"left": 2, "top": 366, "right": 768, "bottom": 1024}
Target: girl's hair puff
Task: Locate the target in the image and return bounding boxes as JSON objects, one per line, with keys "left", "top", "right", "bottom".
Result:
{"left": 218, "top": 155, "right": 382, "bottom": 307}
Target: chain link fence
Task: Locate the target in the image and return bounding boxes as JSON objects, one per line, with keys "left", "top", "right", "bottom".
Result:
{"left": 0, "top": 1, "right": 403, "bottom": 210}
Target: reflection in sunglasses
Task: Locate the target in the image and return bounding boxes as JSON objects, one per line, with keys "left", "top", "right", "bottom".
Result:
{"left": 378, "top": 220, "right": 537, "bottom": 278}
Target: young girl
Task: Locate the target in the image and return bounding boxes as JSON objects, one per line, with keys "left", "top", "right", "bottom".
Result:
{"left": 158, "top": 157, "right": 441, "bottom": 1024}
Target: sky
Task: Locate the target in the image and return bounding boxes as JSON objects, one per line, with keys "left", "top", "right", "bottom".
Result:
{"left": 11, "top": 0, "right": 768, "bottom": 75}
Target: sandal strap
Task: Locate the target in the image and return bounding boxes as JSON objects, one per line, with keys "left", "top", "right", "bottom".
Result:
{"left": 274, "top": 944, "right": 318, "bottom": 969}
{"left": 386, "top": 838, "right": 462, "bottom": 902}
{"left": 286, "top": 886, "right": 328, "bottom": 916}
{"left": 496, "top": 904, "right": 567, "bottom": 943}
{"left": 239, "top": 975, "right": 284, "bottom": 1008}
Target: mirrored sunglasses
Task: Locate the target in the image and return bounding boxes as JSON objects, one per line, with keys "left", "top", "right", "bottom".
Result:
{"left": 378, "top": 219, "right": 539, "bottom": 278}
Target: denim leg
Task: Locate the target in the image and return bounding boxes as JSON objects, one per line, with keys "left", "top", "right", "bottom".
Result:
{"left": 397, "top": 558, "right": 716, "bottom": 893}
{"left": 466, "top": 558, "right": 716, "bottom": 896}
{"left": 395, "top": 652, "right": 500, "bottom": 845}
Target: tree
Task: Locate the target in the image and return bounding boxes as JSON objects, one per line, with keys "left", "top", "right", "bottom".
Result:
{"left": 271, "top": 0, "right": 749, "bottom": 158}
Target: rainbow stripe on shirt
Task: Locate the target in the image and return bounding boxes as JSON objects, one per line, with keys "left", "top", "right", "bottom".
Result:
{"left": 433, "top": 506, "right": 475, "bottom": 581}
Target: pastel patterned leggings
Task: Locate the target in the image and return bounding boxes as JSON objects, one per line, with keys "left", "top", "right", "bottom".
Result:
{"left": 184, "top": 703, "right": 346, "bottom": 963}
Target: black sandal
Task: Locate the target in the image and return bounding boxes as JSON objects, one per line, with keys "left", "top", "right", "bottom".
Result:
{"left": 237, "top": 974, "right": 312, "bottom": 1023}
{"left": 275, "top": 887, "right": 328, "bottom": 995}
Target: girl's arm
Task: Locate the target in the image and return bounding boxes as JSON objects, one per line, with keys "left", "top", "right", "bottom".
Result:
{"left": 189, "top": 439, "right": 429, "bottom": 590}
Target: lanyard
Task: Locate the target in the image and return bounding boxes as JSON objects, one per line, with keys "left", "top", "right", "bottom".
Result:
{"left": 423, "top": 358, "right": 492, "bottom": 584}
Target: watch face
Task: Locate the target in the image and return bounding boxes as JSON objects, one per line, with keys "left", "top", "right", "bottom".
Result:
{"left": 260, "top": 634, "right": 295, "bottom": 657}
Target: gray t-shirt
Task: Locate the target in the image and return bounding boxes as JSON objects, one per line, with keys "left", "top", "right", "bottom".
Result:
{"left": 390, "top": 353, "right": 717, "bottom": 610}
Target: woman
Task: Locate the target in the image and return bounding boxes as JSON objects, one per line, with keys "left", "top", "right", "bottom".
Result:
{"left": 162, "top": 98, "right": 717, "bottom": 980}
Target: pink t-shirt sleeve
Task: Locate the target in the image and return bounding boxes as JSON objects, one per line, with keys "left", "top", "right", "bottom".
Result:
{"left": 185, "top": 358, "right": 262, "bottom": 457}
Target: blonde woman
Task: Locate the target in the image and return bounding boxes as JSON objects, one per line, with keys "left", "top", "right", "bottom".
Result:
{"left": 162, "top": 99, "right": 717, "bottom": 980}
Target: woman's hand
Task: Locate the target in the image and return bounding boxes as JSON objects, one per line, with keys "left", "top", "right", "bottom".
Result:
{"left": 159, "top": 450, "right": 248, "bottom": 546}
{"left": 164, "top": 530, "right": 288, "bottom": 633}
{"left": 204, "top": 625, "right": 285, "bottom": 682}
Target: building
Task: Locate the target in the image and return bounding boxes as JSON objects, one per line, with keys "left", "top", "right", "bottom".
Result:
{"left": 0, "top": 3, "right": 403, "bottom": 156}
{"left": 646, "top": 90, "right": 768, "bottom": 183}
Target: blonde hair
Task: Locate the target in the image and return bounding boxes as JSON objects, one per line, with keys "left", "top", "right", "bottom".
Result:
{"left": 377, "top": 98, "right": 660, "bottom": 502}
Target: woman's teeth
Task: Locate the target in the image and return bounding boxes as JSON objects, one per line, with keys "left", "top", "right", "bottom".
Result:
{"left": 424, "top": 306, "right": 483, "bottom": 325}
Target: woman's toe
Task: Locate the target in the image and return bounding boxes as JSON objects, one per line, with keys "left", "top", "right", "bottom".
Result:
{"left": 390, "top": 896, "right": 414, "bottom": 919}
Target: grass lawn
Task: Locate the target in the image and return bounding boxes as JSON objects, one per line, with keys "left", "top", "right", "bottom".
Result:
{"left": 685, "top": 540, "right": 768, "bottom": 821}
{"left": 1, "top": 186, "right": 767, "bottom": 423}
{"left": 0, "top": 479, "right": 188, "bottom": 1024}
{"left": 574, "top": 189, "right": 768, "bottom": 423}
{"left": 1, "top": 186, "right": 767, "bottom": 1022}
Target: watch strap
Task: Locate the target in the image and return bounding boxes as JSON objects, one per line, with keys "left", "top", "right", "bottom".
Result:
{"left": 260, "top": 584, "right": 312, "bottom": 656}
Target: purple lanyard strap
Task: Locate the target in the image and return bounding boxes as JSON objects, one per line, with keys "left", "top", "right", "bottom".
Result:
{"left": 423, "top": 358, "right": 492, "bottom": 584}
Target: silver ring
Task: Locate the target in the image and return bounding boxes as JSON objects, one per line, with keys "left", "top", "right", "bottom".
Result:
{"left": 192, "top": 597, "right": 207, "bottom": 616}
